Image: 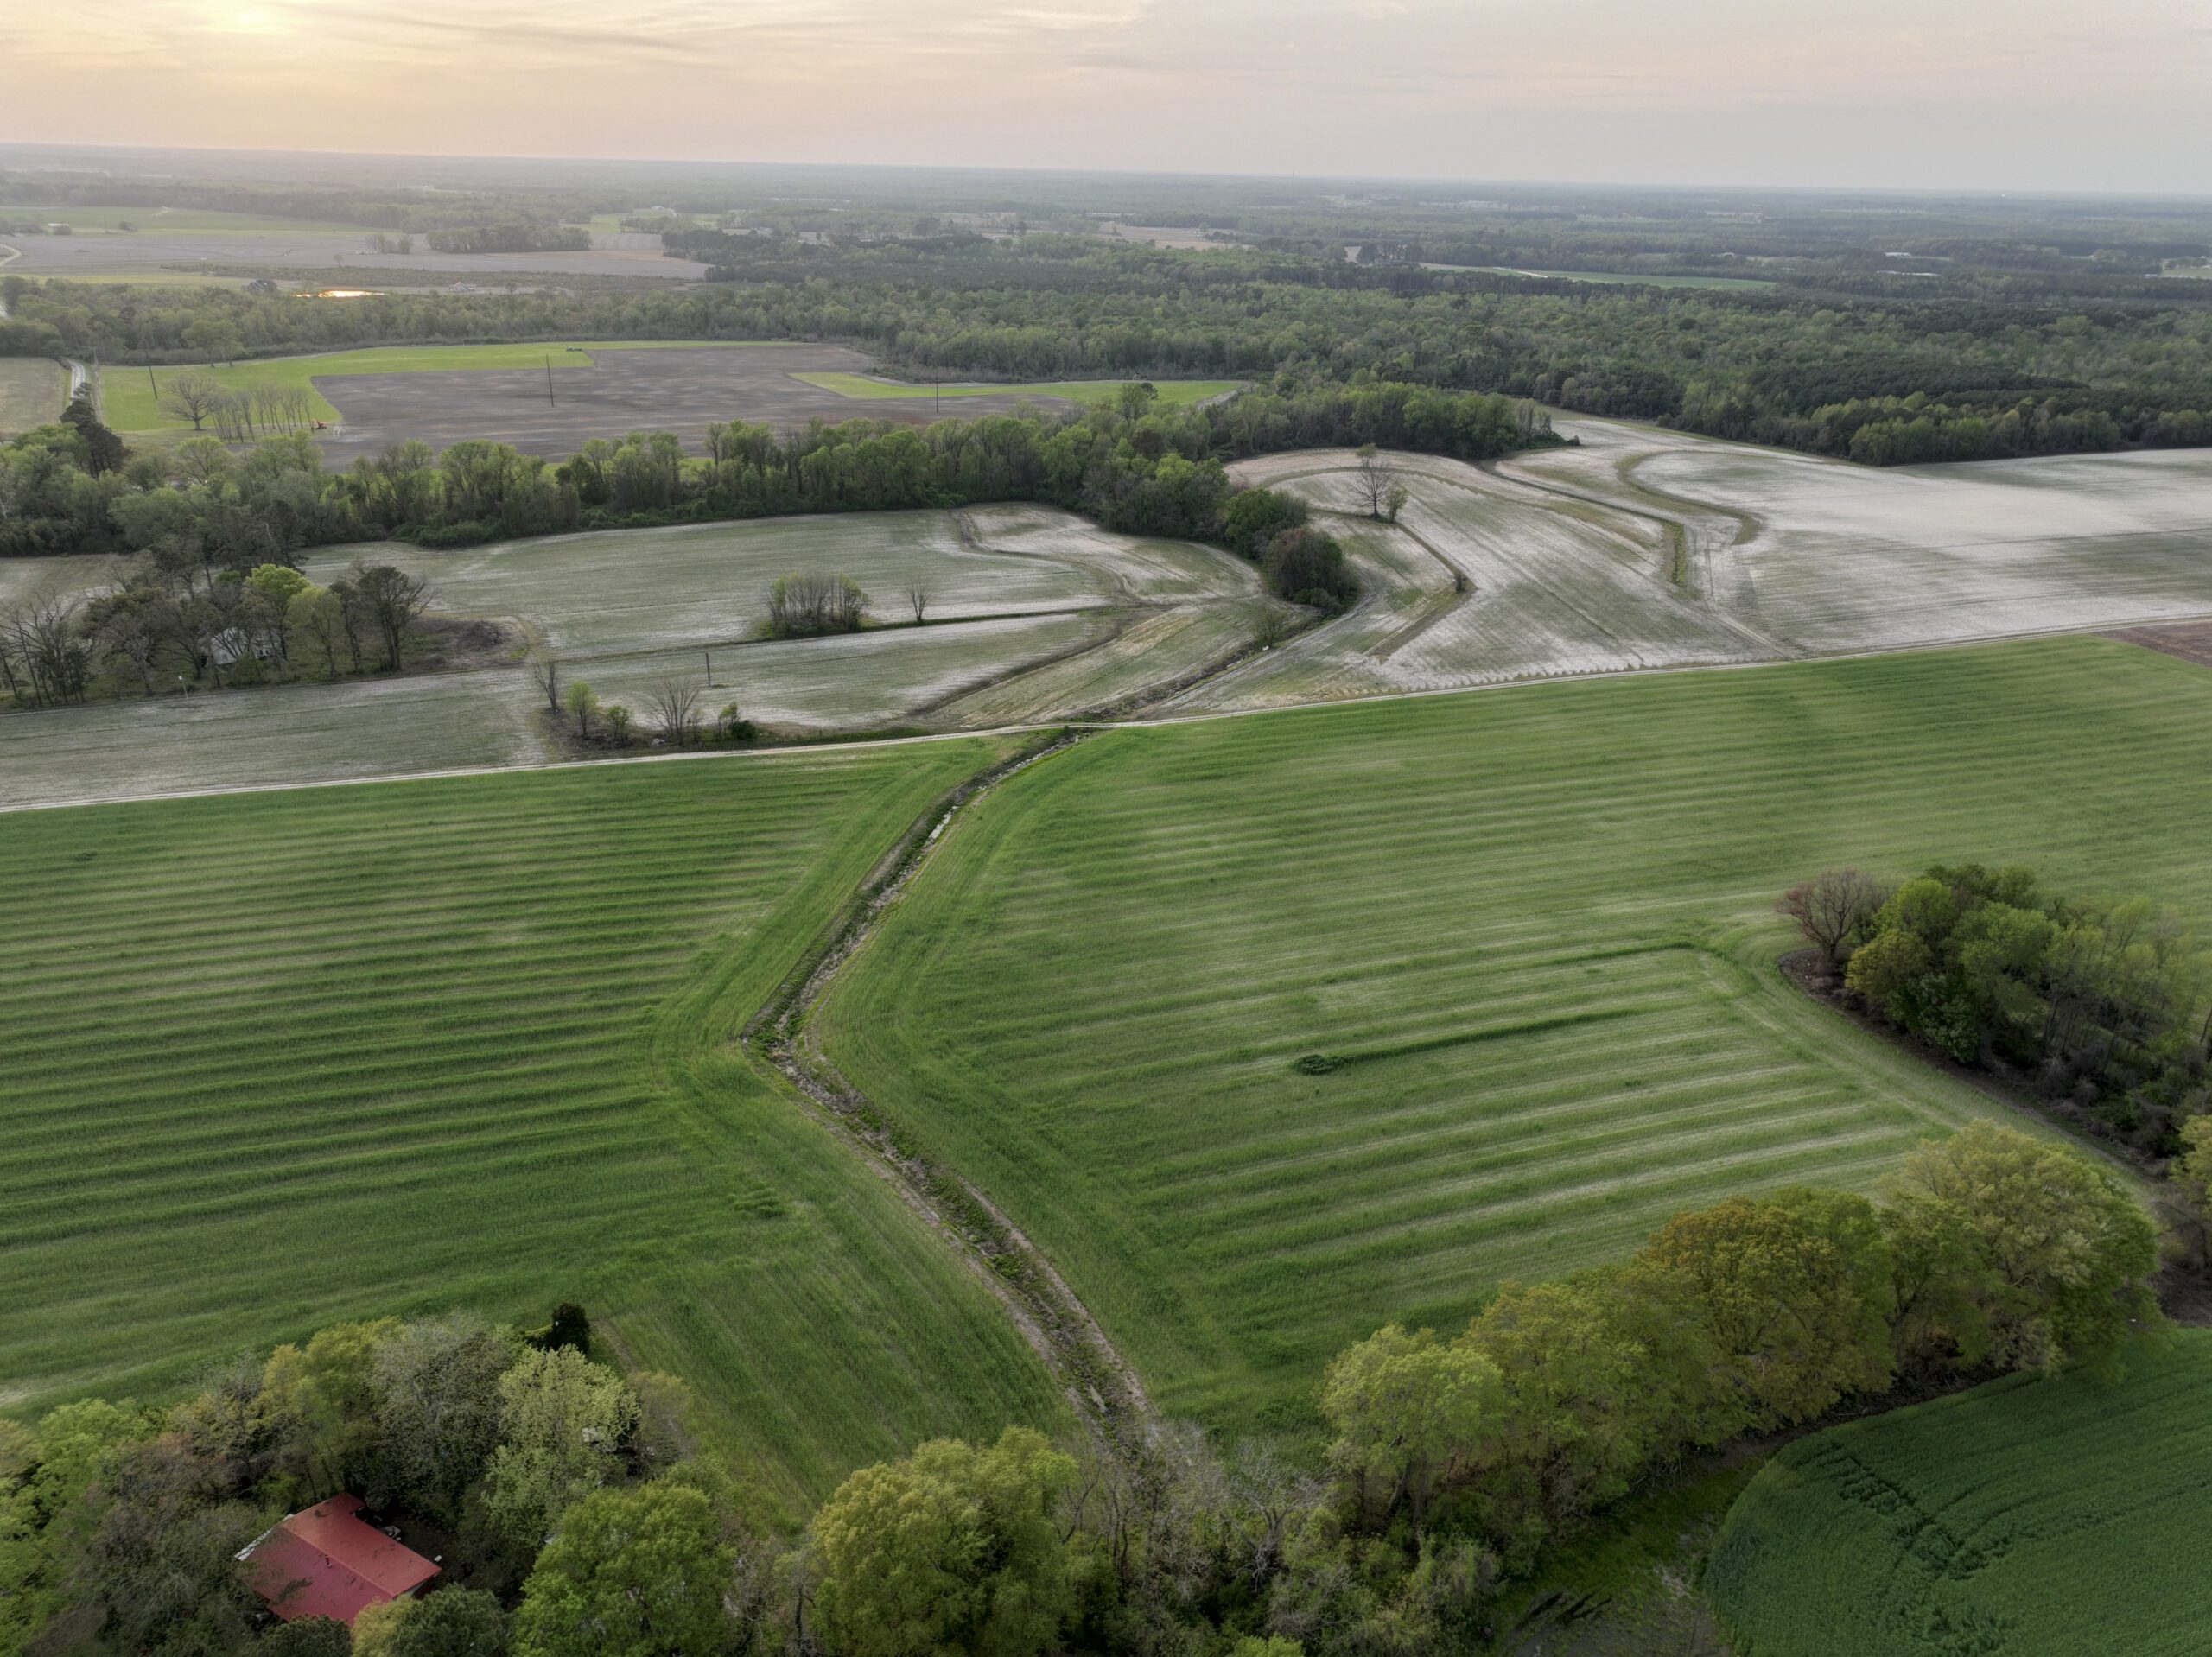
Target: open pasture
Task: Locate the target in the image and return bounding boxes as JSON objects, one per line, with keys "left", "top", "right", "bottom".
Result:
{"left": 818, "top": 638, "right": 2212, "bottom": 1434}
{"left": 0, "top": 743, "right": 1066, "bottom": 1521}
{"left": 1707, "top": 1330, "right": 2212, "bottom": 1656}
{"left": 0, "top": 356, "right": 67, "bottom": 435}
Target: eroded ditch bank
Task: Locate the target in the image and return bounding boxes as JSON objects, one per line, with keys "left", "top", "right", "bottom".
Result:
{"left": 741, "top": 727, "right": 1160, "bottom": 1447}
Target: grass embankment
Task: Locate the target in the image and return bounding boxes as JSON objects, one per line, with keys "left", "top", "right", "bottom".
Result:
{"left": 791, "top": 371, "right": 1243, "bottom": 408}
{"left": 818, "top": 637, "right": 2212, "bottom": 1438}
{"left": 1707, "top": 1330, "right": 2212, "bottom": 1656}
{"left": 0, "top": 357, "right": 67, "bottom": 435}
{"left": 103, "top": 340, "right": 744, "bottom": 436}
{"left": 0, "top": 744, "right": 1066, "bottom": 1525}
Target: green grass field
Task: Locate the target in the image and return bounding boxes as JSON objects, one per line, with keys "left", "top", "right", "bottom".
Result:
{"left": 0, "top": 744, "right": 1065, "bottom": 1525}
{"left": 103, "top": 340, "right": 743, "bottom": 435}
{"left": 818, "top": 637, "right": 2211, "bottom": 1435}
{"left": 791, "top": 371, "right": 1243, "bottom": 408}
{"left": 0, "top": 356, "right": 66, "bottom": 435}
{"left": 1707, "top": 1330, "right": 2212, "bottom": 1655}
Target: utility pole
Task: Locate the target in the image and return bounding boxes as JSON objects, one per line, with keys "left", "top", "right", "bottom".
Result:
{"left": 545, "top": 355, "right": 556, "bottom": 407}
{"left": 703, "top": 648, "right": 713, "bottom": 687}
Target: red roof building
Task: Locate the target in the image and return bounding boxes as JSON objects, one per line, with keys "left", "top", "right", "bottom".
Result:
{"left": 246, "top": 1495, "right": 440, "bottom": 1625}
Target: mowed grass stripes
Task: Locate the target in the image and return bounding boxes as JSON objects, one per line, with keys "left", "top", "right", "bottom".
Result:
{"left": 819, "top": 637, "right": 2212, "bottom": 1434}
{"left": 0, "top": 744, "right": 1066, "bottom": 1525}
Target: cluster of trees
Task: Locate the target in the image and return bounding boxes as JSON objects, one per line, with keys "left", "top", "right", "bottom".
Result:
{"left": 159, "top": 374, "right": 321, "bottom": 441}
{"left": 0, "top": 1305, "right": 710, "bottom": 1657}
{"left": 3, "top": 550, "right": 429, "bottom": 709}
{"left": 2, "top": 1124, "right": 2161, "bottom": 1657}
{"left": 7, "top": 210, "right": 2207, "bottom": 462}
{"left": 763, "top": 571, "right": 867, "bottom": 638}
{"left": 1318, "top": 1122, "right": 2156, "bottom": 1593}
{"left": 527, "top": 658, "right": 753, "bottom": 751}
{"left": 1783, "top": 863, "right": 2209, "bottom": 1152}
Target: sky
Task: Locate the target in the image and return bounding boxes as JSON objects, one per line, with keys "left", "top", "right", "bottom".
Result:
{"left": 7, "top": 0, "right": 2211, "bottom": 193}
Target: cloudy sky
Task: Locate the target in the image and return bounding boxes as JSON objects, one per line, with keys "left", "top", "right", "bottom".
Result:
{"left": 7, "top": 0, "right": 2209, "bottom": 191}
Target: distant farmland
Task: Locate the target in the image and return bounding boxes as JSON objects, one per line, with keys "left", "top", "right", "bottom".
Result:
{"left": 0, "top": 745, "right": 1066, "bottom": 1523}
{"left": 1707, "top": 1330, "right": 2212, "bottom": 1656}
{"left": 0, "top": 356, "right": 66, "bottom": 435}
{"left": 819, "top": 638, "right": 2212, "bottom": 1433}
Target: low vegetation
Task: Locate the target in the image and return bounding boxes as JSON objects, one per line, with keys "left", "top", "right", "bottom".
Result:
{"left": 1707, "top": 1329, "right": 2212, "bottom": 1656}
{"left": 819, "top": 638, "right": 2212, "bottom": 1432}
{"left": 1783, "top": 861, "right": 2209, "bottom": 1154}
{"left": 0, "top": 745, "right": 1069, "bottom": 1518}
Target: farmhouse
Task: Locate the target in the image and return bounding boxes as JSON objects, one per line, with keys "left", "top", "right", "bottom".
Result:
{"left": 243, "top": 1494, "right": 439, "bottom": 1625}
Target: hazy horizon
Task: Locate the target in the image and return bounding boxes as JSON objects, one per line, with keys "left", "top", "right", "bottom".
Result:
{"left": 10, "top": 0, "right": 2210, "bottom": 195}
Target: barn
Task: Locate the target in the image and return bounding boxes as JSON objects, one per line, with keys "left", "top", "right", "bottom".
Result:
{"left": 243, "top": 1494, "right": 440, "bottom": 1625}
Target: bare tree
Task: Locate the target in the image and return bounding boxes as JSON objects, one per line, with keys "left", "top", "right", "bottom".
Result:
{"left": 1351, "top": 444, "right": 1395, "bottom": 518}
{"left": 1778, "top": 868, "right": 1888, "bottom": 970}
{"left": 647, "top": 676, "right": 704, "bottom": 746}
{"left": 906, "top": 584, "right": 929, "bottom": 625}
{"left": 528, "top": 652, "right": 563, "bottom": 714}
{"left": 156, "top": 372, "right": 225, "bottom": 434}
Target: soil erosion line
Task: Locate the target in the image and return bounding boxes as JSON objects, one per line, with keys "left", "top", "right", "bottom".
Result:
{"left": 743, "top": 729, "right": 1160, "bottom": 1448}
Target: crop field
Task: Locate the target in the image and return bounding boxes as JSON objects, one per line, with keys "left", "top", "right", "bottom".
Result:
{"left": 791, "top": 372, "right": 1243, "bottom": 409}
{"left": 0, "top": 506, "right": 1268, "bottom": 808}
{"left": 1707, "top": 1330, "right": 2212, "bottom": 1656}
{"left": 0, "top": 743, "right": 1067, "bottom": 1522}
{"left": 817, "top": 637, "right": 2212, "bottom": 1433}
{"left": 104, "top": 339, "right": 742, "bottom": 437}
{"left": 296, "top": 344, "right": 1176, "bottom": 461}
{"left": 0, "top": 356, "right": 67, "bottom": 435}
{"left": 1179, "top": 451, "right": 1764, "bottom": 711}
{"left": 1500, "top": 417, "right": 2212, "bottom": 647}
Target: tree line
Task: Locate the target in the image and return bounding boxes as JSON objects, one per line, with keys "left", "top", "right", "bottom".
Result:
{"left": 0, "top": 386, "right": 1543, "bottom": 708}
{"left": 1781, "top": 861, "right": 2209, "bottom": 1156}
{"left": 4, "top": 221, "right": 2209, "bottom": 462}
{"left": 0, "top": 1120, "right": 2164, "bottom": 1657}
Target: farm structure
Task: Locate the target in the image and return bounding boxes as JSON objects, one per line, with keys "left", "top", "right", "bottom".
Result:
{"left": 245, "top": 1495, "right": 438, "bottom": 1625}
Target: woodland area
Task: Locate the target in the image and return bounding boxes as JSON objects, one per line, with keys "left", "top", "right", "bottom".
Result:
{"left": 0, "top": 1121, "right": 2174, "bottom": 1657}
{"left": 1782, "top": 861, "right": 2211, "bottom": 1156}
{"left": 4, "top": 185, "right": 2210, "bottom": 464}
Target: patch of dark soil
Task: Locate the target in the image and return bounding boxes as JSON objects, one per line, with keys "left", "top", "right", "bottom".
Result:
{"left": 410, "top": 615, "right": 525, "bottom": 670}
{"left": 2107, "top": 619, "right": 2212, "bottom": 670}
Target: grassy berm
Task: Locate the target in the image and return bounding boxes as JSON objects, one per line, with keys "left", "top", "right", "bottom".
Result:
{"left": 1707, "top": 1330, "right": 2212, "bottom": 1656}
{"left": 820, "top": 636, "right": 2212, "bottom": 1434}
{"left": 0, "top": 741, "right": 1065, "bottom": 1525}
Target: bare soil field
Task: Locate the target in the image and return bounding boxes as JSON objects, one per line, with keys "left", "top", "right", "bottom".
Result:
{"left": 315, "top": 345, "right": 1101, "bottom": 460}
{"left": 3, "top": 229, "right": 709, "bottom": 281}
{"left": 2108, "top": 618, "right": 2212, "bottom": 669}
